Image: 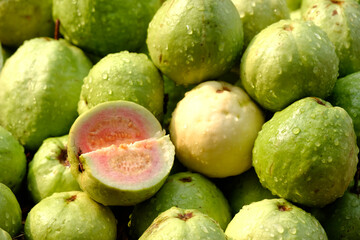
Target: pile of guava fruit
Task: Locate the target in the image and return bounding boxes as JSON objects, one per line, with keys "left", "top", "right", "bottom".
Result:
{"left": 1, "top": 0, "right": 360, "bottom": 239}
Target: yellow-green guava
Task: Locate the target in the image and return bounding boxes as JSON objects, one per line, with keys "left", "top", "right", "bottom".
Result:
{"left": 52, "top": 0, "right": 162, "bottom": 57}
{"left": 303, "top": 0, "right": 360, "bottom": 77}
{"left": 0, "top": 183, "right": 22, "bottom": 238}
{"left": 27, "top": 135, "right": 81, "bottom": 203}
{"left": 240, "top": 19, "right": 339, "bottom": 112}
{"left": 129, "top": 171, "right": 231, "bottom": 239}
{"left": 78, "top": 51, "right": 164, "bottom": 121}
{"left": 139, "top": 207, "right": 228, "bottom": 240}
{"left": 253, "top": 97, "right": 359, "bottom": 207}
{"left": 0, "top": 228, "right": 11, "bottom": 240}
{"left": 0, "top": 0, "right": 53, "bottom": 47}
{"left": 24, "top": 191, "right": 117, "bottom": 240}
{"left": 225, "top": 198, "right": 328, "bottom": 240}
{"left": 147, "top": 0, "right": 244, "bottom": 86}
{"left": 67, "top": 100, "right": 175, "bottom": 206}
{"left": 169, "top": 81, "right": 265, "bottom": 178}
{"left": 0, "top": 37, "right": 92, "bottom": 151}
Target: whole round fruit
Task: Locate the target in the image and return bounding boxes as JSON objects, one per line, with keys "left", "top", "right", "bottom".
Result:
{"left": 240, "top": 19, "right": 339, "bottom": 112}
{"left": 24, "top": 191, "right": 117, "bottom": 240}
{"left": 253, "top": 97, "right": 359, "bottom": 207}
{"left": 170, "top": 81, "right": 264, "bottom": 178}
{"left": 147, "top": 0, "right": 243, "bottom": 86}
{"left": 0, "top": 37, "right": 92, "bottom": 150}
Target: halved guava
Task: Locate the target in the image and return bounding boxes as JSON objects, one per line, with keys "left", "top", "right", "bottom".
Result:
{"left": 67, "top": 100, "right": 175, "bottom": 206}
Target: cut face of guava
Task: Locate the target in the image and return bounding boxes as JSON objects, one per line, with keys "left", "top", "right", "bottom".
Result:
{"left": 67, "top": 100, "right": 175, "bottom": 206}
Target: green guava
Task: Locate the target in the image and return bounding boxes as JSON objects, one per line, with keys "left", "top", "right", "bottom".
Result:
{"left": 0, "top": 0, "right": 53, "bottom": 47}
{"left": 78, "top": 51, "right": 164, "bottom": 121}
{"left": 0, "top": 126, "right": 26, "bottom": 193}
{"left": 328, "top": 71, "right": 360, "bottom": 147}
{"left": 240, "top": 19, "right": 339, "bottom": 112}
{"left": 253, "top": 97, "right": 359, "bottom": 207}
{"left": 27, "top": 135, "right": 81, "bottom": 203}
{"left": 225, "top": 198, "right": 328, "bottom": 239}
{"left": 129, "top": 171, "right": 231, "bottom": 239}
{"left": 169, "top": 81, "right": 265, "bottom": 178}
{"left": 0, "top": 183, "right": 22, "bottom": 237}
{"left": 67, "top": 100, "right": 175, "bottom": 206}
{"left": 139, "top": 207, "right": 228, "bottom": 240}
{"left": 0, "top": 228, "right": 11, "bottom": 240}
{"left": 53, "top": 0, "right": 161, "bottom": 57}
{"left": 0, "top": 37, "right": 92, "bottom": 151}
{"left": 231, "top": 0, "right": 290, "bottom": 49}
{"left": 24, "top": 191, "right": 117, "bottom": 240}
{"left": 147, "top": 0, "right": 244, "bottom": 86}
{"left": 287, "top": 0, "right": 302, "bottom": 10}
{"left": 303, "top": 0, "right": 360, "bottom": 77}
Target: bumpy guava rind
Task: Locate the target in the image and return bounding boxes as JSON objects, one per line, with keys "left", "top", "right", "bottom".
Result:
{"left": 78, "top": 51, "right": 164, "bottom": 121}
{"left": 24, "top": 191, "right": 117, "bottom": 240}
{"left": 129, "top": 171, "right": 231, "bottom": 239}
{"left": 68, "top": 100, "right": 175, "bottom": 206}
{"left": 139, "top": 207, "right": 228, "bottom": 240}
{"left": 253, "top": 97, "right": 359, "bottom": 207}
{"left": 225, "top": 198, "right": 328, "bottom": 240}
{"left": 303, "top": 0, "right": 360, "bottom": 77}
{"left": 240, "top": 19, "right": 339, "bottom": 112}
{"left": 0, "top": 0, "right": 53, "bottom": 47}
{"left": 231, "top": 0, "right": 290, "bottom": 48}
{"left": 147, "top": 0, "right": 243, "bottom": 86}
{"left": 169, "top": 81, "right": 265, "bottom": 177}
{"left": 0, "top": 183, "right": 22, "bottom": 237}
{"left": 27, "top": 135, "right": 81, "bottom": 203}
{"left": 53, "top": 0, "right": 161, "bottom": 56}
{"left": 0, "top": 126, "right": 26, "bottom": 193}
{"left": 0, "top": 38, "right": 92, "bottom": 150}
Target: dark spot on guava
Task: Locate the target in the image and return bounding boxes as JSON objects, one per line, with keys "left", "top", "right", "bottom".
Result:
{"left": 312, "top": 5, "right": 318, "bottom": 8}
{"left": 78, "top": 161, "right": 84, "bottom": 173}
{"left": 179, "top": 177, "right": 192, "bottom": 182}
{"left": 43, "top": 37, "right": 52, "bottom": 41}
{"left": 331, "top": 0, "right": 344, "bottom": 5}
{"left": 159, "top": 54, "right": 162, "bottom": 63}
{"left": 283, "top": 24, "right": 294, "bottom": 31}
{"left": 58, "top": 148, "right": 70, "bottom": 167}
{"left": 332, "top": 10, "right": 338, "bottom": 16}
{"left": 314, "top": 189, "right": 320, "bottom": 193}
{"left": 66, "top": 195, "right": 77, "bottom": 203}
{"left": 177, "top": 212, "right": 193, "bottom": 221}
{"left": 277, "top": 204, "right": 291, "bottom": 211}
{"left": 216, "top": 86, "right": 231, "bottom": 93}
{"left": 24, "top": 15, "right": 31, "bottom": 20}
{"left": 312, "top": 97, "right": 326, "bottom": 106}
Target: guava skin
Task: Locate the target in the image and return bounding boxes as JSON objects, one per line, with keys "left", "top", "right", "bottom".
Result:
{"left": 147, "top": 0, "right": 244, "bottom": 86}
{"left": 253, "top": 97, "right": 359, "bottom": 207}
{"left": 53, "top": 0, "right": 161, "bottom": 57}
{"left": 129, "top": 171, "right": 232, "bottom": 239}
{"left": 78, "top": 51, "right": 164, "bottom": 121}
{"left": 0, "top": 38, "right": 92, "bottom": 151}
{"left": 27, "top": 135, "right": 81, "bottom": 203}
{"left": 169, "top": 81, "right": 265, "bottom": 178}
{"left": 231, "top": 0, "right": 290, "bottom": 49}
{"left": 225, "top": 198, "right": 328, "bottom": 240}
{"left": 0, "top": 228, "right": 11, "bottom": 240}
{"left": 328, "top": 71, "right": 360, "bottom": 147}
{"left": 0, "top": 183, "right": 22, "bottom": 238}
{"left": 0, "top": 126, "right": 27, "bottom": 193}
{"left": 0, "top": 0, "right": 53, "bottom": 47}
{"left": 240, "top": 19, "right": 339, "bottom": 112}
{"left": 139, "top": 207, "right": 228, "bottom": 240}
{"left": 303, "top": 0, "right": 360, "bottom": 77}
{"left": 24, "top": 191, "right": 117, "bottom": 240}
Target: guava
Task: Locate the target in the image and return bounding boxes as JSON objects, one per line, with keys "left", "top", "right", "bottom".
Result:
{"left": 53, "top": 0, "right": 161, "bottom": 57}
{"left": 0, "top": 0, "right": 53, "bottom": 47}
{"left": 0, "top": 126, "right": 27, "bottom": 193}
{"left": 231, "top": 0, "right": 290, "bottom": 49}
{"left": 139, "top": 207, "right": 228, "bottom": 240}
{"left": 0, "top": 228, "right": 11, "bottom": 240}
{"left": 0, "top": 37, "right": 92, "bottom": 151}
{"left": 147, "top": 0, "right": 244, "bottom": 86}
{"left": 286, "top": 0, "right": 302, "bottom": 10}
{"left": 78, "top": 51, "right": 164, "bottom": 121}
{"left": 225, "top": 198, "right": 328, "bottom": 239}
{"left": 67, "top": 100, "right": 175, "bottom": 206}
{"left": 290, "top": 9, "right": 302, "bottom": 20}
{"left": 0, "top": 183, "right": 22, "bottom": 238}
{"left": 129, "top": 171, "right": 231, "bottom": 239}
{"left": 24, "top": 191, "right": 117, "bottom": 240}
{"left": 169, "top": 81, "right": 265, "bottom": 178}
{"left": 27, "top": 135, "right": 81, "bottom": 203}
{"left": 240, "top": 19, "right": 339, "bottom": 112}
{"left": 328, "top": 71, "right": 360, "bottom": 147}
{"left": 303, "top": 0, "right": 360, "bottom": 77}
{"left": 253, "top": 97, "right": 359, "bottom": 207}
